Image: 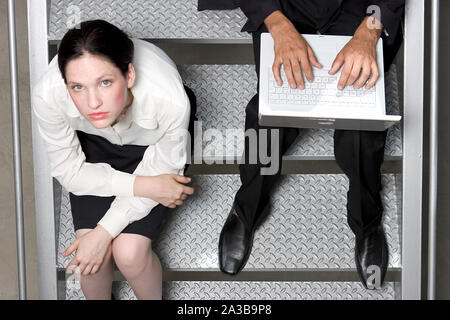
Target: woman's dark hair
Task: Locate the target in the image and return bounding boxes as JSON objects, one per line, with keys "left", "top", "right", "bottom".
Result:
{"left": 57, "top": 19, "right": 134, "bottom": 83}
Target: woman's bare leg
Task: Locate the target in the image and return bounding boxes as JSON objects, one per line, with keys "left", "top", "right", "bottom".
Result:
{"left": 74, "top": 229, "right": 114, "bottom": 300}
{"left": 112, "top": 233, "right": 162, "bottom": 300}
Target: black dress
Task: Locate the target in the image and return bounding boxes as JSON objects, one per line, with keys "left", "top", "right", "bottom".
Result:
{"left": 69, "top": 130, "right": 170, "bottom": 240}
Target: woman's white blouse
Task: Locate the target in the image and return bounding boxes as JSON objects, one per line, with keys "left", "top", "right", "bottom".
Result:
{"left": 31, "top": 38, "right": 191, "bottom": 238}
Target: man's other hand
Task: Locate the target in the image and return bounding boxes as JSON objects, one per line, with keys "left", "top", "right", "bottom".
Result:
{"left": 265, "top": 10, "right": 323, "bottom": 90}
{"left": 329, "top": 16, "right": 383, "bottom": 90}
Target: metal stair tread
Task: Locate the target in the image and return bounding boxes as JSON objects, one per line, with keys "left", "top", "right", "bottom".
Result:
{"left": 64, "top": 280, "right": 397, "bottom": 300}
{"left": 48, "top": 0, "right": 250, "bottom": 41}
{"left": 57, "top": 174, "right": 401, "bottom": 270}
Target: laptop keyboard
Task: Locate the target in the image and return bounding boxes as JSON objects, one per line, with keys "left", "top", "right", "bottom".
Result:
{"left": 268, "top": 69, "right": 376, "bottom": 106}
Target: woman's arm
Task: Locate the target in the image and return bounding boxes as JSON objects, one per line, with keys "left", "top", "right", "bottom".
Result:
{"left": 97, "top": 88, "right": 193, "bottom": 238}
{"left": 32, "top": 91, "right": 138, "bottom": 198}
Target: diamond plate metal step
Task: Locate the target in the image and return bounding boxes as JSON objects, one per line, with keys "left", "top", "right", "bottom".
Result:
{"left": 57, "top": 174, "right": 401, "bottom": 270}
{"left": 63, "top": 280, "right": 397, "bottom": 300}
{"left": 179, "top": 64, "right": 402, "bottom": 162}
{"left": 48, "top": 0, "right": 250, "bottom": 42}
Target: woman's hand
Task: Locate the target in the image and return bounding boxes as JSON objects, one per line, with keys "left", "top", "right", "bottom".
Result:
{"left": 134, "top": 174, "right": 194, "bottom": 208}
{"left": 265, "top": 10, "right": 323, "bottom": 90}
{"left": 62, "top": 225, "right": 113, "bottom": 275}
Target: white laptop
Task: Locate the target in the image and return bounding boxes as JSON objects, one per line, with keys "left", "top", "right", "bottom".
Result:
{"left": 258, "top": 33, "right": 401, "bottom": 131}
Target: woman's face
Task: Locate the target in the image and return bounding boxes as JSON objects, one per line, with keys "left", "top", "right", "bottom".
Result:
{"left": 65, "top": 53, "right": 135, "bottom": 129}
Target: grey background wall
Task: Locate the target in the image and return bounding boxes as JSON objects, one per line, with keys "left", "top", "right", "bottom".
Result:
{"left": 0, "top": 0, "right": 448, "bottom": 299}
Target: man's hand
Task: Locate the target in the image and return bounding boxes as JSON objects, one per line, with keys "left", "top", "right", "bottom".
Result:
{"left": 62, "top": 225, "right": 113, "bottom": 275}
{"left": 134, "top": 174, "right": 194, "bottom": 209}
{"left": 329, "top": 16, "right": 383, "bottom": 90}
{"left": 264, "top": 10, "right": 323, "bottom": 90}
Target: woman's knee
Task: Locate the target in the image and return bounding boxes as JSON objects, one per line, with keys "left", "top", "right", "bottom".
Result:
{"left": 111, "top": 233, "right": 152, "bottom": 276}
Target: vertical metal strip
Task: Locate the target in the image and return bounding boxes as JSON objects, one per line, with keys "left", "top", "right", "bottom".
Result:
{"left": 7, "top": 0, "right": 27, "bottom": 300}
{"left": 27, "top": 0, "right": 58, "bottom": 299}
{"left": 402, "top": 0, "right": 424, "bottom": 299}
{"left": 428, "top": 0, "right": 440, "bottom": 301}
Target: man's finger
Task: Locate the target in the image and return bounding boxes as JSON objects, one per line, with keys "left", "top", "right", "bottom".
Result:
{"left": 307, "top": 46, "right": 323, "bottom": 69}
{"left": 272, "top": 58, "right": 283, "bottom": 86}
{"left": 346, "top": 60, "right": 362, "bottom": 87}
{"left": 181, "top": 194, "right": 188, "bottom": 201}
{"left": 174, "top": 200, "right": 183, "bottom": 206}
{"left": 283, "top": 59, "right": 297, "bottom": 89}
{"left": 290, "top": 59, "right": 304, "bottom": 90}
{"left": 300, "top": 53, "right": 314, "bottom": 83}
{"left": 337, "top": 59, "right": 354, "bottom": 90}
{"left": 353, "top": 60, "right": 371, "bottom": 89}
{"left": 329, "top": 52, "right": 344, "bottom": 75}
{"left": 365, "top": 61, "right": 379, "bottom": 89}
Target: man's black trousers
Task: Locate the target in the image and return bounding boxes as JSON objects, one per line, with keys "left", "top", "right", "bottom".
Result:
{"left": 233, "top": 7, "right": 401, "bottom": 240}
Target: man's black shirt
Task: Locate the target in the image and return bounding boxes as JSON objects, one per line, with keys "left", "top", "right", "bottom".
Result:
{"left": 198, "top": 0, "right": 405, "bottom": 45}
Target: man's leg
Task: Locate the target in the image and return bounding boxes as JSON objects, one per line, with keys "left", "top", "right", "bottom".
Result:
{"left": 324, "top": 9, "right": 402, "bottom": 289}
{"left": 234, "top": 94, "right": 300, "bottom": 231}
{"left": 334, "top": 129, "right": 387, "bottom": 239}
{"left": 219, "top": 28, "right": 300, "bottom": 275}
{"left": 323, "top": 10, "right": 389, "bottom": 239}
{"left": 334, "top": 129, "right": 389, "bottom": 289}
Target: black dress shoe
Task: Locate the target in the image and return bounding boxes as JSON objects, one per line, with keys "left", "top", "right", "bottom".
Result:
{"left": 355, "top": 225, "right": 389, "bottom": 290}
{"left": 218, "top": 207, "right": 254, "bottom": 275}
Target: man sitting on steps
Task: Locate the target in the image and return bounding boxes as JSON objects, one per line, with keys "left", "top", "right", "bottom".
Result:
{"left": 198, "top": 0, "right": 405, "bottom": 289}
